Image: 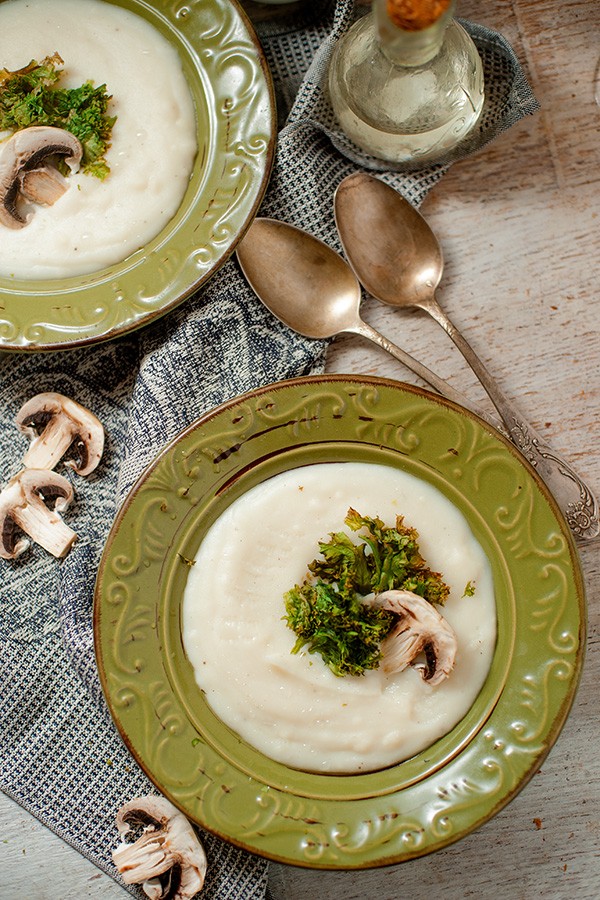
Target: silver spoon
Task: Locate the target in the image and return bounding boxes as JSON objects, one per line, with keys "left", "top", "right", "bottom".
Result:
{"left": 334, "top": 171, "right": 599, "bottom": 543}
{"left": 236, "top": 217, "right": 490, "bottom": 417}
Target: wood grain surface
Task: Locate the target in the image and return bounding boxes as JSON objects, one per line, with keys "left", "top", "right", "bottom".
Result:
{"left": 1, "top": 1, "right": 598, "bottom": 897}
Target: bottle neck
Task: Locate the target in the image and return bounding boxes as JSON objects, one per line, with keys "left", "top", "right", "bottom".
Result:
{"left": 374, "top": 0, "right": 456, "bottom": 67}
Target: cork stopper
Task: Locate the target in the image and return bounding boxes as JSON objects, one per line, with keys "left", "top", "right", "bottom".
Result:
{"left": 386, "top": 0, "right": 452, "bottom": 31}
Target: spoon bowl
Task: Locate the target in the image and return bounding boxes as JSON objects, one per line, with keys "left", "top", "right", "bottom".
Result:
{"left": 236, "top": 217, "right": 487, "bottom": 413}
{"left": 235, "top": 217, "right": 360, "bottom": 340}
{"left": 335, "top": 174, "right": 443, "bottom": 311}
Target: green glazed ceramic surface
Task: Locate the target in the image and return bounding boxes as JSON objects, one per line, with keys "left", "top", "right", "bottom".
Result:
{"left": 0, "top": 0, "right": 274, "bottom": 351}
{"left": 94, "top": 376, "right": 586, "bottom": 868}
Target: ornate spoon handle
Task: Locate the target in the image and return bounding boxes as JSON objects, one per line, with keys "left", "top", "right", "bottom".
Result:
{"left": 426, "top": 299, "right": 599, "bottom": 543}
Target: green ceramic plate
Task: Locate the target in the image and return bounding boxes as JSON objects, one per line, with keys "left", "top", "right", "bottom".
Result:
{"left": 94, "top": 376, "right": 586, "bottom": 868}
{"left": 0, "top": 0, "right": 274, "bottom": 351}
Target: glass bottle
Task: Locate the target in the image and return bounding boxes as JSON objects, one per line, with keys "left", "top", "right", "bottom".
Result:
{"left": 328, "top": 0, "right": 484, "bottom": 165}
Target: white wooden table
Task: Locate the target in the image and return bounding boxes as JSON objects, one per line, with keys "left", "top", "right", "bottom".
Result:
{"left": 2, "top": 0, "right": 599, "bottom": 896}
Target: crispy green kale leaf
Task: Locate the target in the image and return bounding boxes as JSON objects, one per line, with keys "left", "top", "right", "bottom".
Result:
{"left": 0, "top": 53, "right": 116, "bottom": 179}
{"left": 284, "top": 508, "right": 450, "bottom": 677}
{"left": 310, "top": 508, "right": 450, "bottom": 605}
{"left": 284, "top": 580, "right": 394, "bottom": 678}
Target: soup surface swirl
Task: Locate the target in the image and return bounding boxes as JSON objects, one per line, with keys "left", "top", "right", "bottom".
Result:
{"left": 182, "top": 462, "right": 497, "bottom": 774}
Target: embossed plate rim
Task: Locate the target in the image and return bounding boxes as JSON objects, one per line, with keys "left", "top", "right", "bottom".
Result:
{"left": 0, "top": 0, "right": 275, "bottom": 351}
{"left": 94, "top": 375, "right": 586, "bottom": 868}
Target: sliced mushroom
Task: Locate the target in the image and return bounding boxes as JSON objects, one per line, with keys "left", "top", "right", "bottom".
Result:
{"left": 113, "top": 796, "right": 207, "bottom": 900}
{"left": 0, "top": 125, "right": 82, "bottom": 228}
{"left": 16, "top": 392, "right": 104, "bottom": 476}
{"left": 0, "top": 468, "right": 76, "bottom": 559}
{"left": 367, "top": 589, "right": 458, "bottom": 686}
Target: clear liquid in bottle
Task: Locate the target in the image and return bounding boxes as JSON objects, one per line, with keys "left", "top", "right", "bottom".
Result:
{"left": 328, "top": 0, "right": 484, "bottom": 165}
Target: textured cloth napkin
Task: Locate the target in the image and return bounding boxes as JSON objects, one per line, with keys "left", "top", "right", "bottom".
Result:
{"left": 0, "top": 2, "right": 537, "bottom": 897}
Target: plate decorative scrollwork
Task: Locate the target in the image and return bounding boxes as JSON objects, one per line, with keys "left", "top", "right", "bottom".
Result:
{"left": 94, "top": 376, "right": 585, "bottom": 867}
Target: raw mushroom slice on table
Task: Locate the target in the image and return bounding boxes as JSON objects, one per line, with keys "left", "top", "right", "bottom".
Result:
{"left": 16, "top": 391, "right": 104, "bottom": 475}
{"left": 113, "top": 796, "right": 207, "bottom": 900}
{"left": 0, "top": 468, "right": 76, "bottom": 559}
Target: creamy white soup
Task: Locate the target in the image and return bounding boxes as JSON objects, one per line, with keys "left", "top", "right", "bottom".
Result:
{"left": 0, "top": 0, "right": 197, "bottom": 279}
{"left": 182, "top": 462, "right": 497, "bottom": 774}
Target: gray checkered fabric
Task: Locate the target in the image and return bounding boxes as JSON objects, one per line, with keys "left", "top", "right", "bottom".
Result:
{"left": 0, "top": 2, "right": 537, "bottom": 897}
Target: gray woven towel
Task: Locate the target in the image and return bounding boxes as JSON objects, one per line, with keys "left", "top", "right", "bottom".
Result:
{"left": 0, "top": 2, "right": 537, "bottom": 897}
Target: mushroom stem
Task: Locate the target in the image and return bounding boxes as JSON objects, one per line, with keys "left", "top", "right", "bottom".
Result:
{"left": 0, "top": 469, "right": 76, "bottom": 559}
{"left": 22, "top": 413, "right": 81, "bottom": 472}
{"left": 11, "top": 487, "right": 76, "bottom": 557}
{"left": 20, "top": 165, "right": 68, "bottom": 206}
{"left": 113, "top": 831, "right": 174, "bottom": 886}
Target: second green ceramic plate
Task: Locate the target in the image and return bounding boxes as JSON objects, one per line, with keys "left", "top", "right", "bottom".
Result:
{"left": 94, "top": 376, "right": 585, "bottom": 868}
{"left": 0, "top": 0, "right": 274, "bottom": 351}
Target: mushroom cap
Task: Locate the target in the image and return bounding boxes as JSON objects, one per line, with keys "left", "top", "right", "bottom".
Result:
{"left": 367, "top": 589, "right": 458, "bottom": 685}
{"left": 16, "top": 391, "right": 104, "bottom": 476}
{"left": 0, "top": 125, "right": 82, "bottom": 228}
